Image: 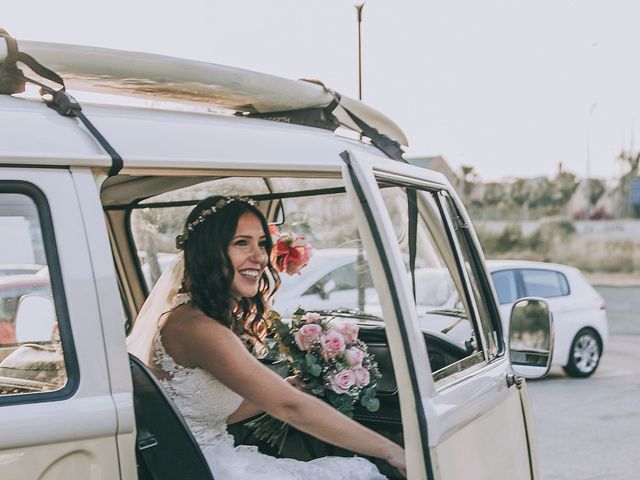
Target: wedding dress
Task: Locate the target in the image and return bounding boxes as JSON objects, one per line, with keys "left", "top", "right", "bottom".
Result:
{"left": 152, "top": 321, "right": 386, "bottom": 480}
{"left": 129, "top": 255, "right": 387, "bottom": 479}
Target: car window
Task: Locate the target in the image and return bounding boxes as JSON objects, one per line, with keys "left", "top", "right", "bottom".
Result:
{"left": 0, "top": 192, "right": 69, "bottom": 398}
{"left": 439, "top": 192, "right": 500, "bottom": 362}
{"left": 521, "top": 269, "right": 570, "bottom": 298}
{"left": 302, "top": 262, "right": 373, "bottom": 296}
{"left": 379, "top": 186, "right": 486, "bottom": 379}
{"left": 131, "top": 177, "right": 381, "bottom": 318}
{"left": 491, "top": 270, "right": 519, "bottom": 304}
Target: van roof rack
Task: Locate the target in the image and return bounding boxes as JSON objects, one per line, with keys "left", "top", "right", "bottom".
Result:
{"left": 1, "top": 36, "right": 408, "bottom": 161}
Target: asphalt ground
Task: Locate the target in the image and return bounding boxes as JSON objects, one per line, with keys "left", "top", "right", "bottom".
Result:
{"left": 528, "top": 286, "right": 640, "bottom": 480}
{"left": 595, "top": 286, "right": 640, "bottom": 335}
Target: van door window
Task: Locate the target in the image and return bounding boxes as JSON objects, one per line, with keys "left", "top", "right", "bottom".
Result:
{"left": 440, "top": 192, "right": 500, "bottom": 360}
{"left": 130, "top": 177, "right": 380, "bottom": 318}
{"left": 0, "top": 192, "right": 69, "bottom": 398}
{"left": 379, "top": 186, "right": 485, "bottom": 379}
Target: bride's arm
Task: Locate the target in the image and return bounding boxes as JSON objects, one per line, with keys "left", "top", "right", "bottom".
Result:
{"left": 164, "top": 312, "right": 405, "bottom": 473}
{"left": 227, "top": 376, "right": 306, "bottom": 424}
{"left": 226, "top": 399, "right": 262, "bottom": 424}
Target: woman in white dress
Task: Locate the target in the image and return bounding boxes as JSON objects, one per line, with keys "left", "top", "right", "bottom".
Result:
{"left": 127, "top": 196, "right": 406, "bottom": 480}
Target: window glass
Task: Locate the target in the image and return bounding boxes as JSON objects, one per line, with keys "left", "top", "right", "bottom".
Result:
{"left": 131, "top": 177, "right": 379, "bottom": 317}
{"left": 0, "top": 193, "right": 68, "bottom": 397}
{"left": 379, "top": 186, "right": 485, "bottom": 379}
{"left": 521, "top": 269, "right": 569, "bottom": 298}
{"left": 441, "top": 193, "right": 499, "bottom": 361}
{"left": 491, "top": 270, "right": 519, "bottom": 304}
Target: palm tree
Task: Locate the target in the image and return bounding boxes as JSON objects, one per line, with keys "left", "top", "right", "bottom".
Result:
{"left": 617, "top": 150, "right": 640, "bottom": 217}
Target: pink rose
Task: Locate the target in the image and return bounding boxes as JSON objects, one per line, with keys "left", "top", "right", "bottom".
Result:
{"left": 354, "top": 368, "right": 370, "bottom": 387}
{"left": 330, "top": 370, "right": 356, "bottom": 394}
{"left": 336, "top": 322, "right": 359, "bottom": 343}
{"left": 302, "top": 312, "right": 322, "bottom": 324}
{"left": 294, "top": 323, "right": 322, "bottom": 351}
{"left": 344, "top": 347, "right": 365, "bottom": 367}
{"left": 321, "top": 331, "right": 346, "bottom": 359}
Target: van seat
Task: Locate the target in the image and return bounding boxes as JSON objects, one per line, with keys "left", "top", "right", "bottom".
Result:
{"left": 129, "top": 354, "right": 214, "bottom": 480}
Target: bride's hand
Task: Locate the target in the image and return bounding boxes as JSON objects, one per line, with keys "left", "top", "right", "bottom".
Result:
{"left": 386, "top": 445, "right": 407, "bottom": 478}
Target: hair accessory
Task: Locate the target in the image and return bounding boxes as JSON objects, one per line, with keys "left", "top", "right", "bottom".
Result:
{"left": 271, "top": 229, "right": 312, "bottom": 275}
{"left": 176, "top": 196, "right": 255, "bottom": 249}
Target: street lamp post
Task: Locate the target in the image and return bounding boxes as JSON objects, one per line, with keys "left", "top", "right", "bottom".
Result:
{"left": 586, "top": 102, "right": 598, "bottom": 218}
{"left": 355, "top": 3, "right": 365, "bottom": 101}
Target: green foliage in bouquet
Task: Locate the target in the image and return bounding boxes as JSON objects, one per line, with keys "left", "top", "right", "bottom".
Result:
{"left": 247, "top": 308, "right": 381, "bottom": 452}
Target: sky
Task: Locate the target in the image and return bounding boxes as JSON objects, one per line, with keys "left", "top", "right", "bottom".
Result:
{"left": 4, "top": 1, "right": 640, "bottom": 181}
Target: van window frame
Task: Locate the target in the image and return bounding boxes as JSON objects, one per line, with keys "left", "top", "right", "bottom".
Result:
{"left": 0, "top": 181, "right": 80, "bottom": 406}
{"left": 371, "top": 177, "right": 492, "bottom": 381}
{"left": 437, "top": 191, "right": 504, "bottom": 360}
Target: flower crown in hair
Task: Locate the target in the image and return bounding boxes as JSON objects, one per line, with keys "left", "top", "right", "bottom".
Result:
{"left": 176, "top": 196, "right": 256, "bottom": 250}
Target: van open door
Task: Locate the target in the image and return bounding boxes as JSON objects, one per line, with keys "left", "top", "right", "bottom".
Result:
{"left": 342, "top": 150, "right": 537, "bottom": 479}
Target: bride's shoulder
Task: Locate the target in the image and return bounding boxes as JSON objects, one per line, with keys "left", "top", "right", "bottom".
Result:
{"left": 164, "top": 305, "right": 238, "bottom": 346}
{"left": 163, "top": 305, "right": 225, "bottom": 336}
{"left": 160, "top": 306, "right": 234, "bottom": 366}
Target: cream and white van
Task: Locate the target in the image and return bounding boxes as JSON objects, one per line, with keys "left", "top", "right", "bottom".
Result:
{"left": 0, "top": 31, "right": 553, "bottom": 480}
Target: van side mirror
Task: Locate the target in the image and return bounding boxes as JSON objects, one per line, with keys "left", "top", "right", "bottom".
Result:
{"left": 14, "top": 295, "right": 57, "bottom": 343}
{"left": 508, "top": 298, "right": 554, "bottom": 379}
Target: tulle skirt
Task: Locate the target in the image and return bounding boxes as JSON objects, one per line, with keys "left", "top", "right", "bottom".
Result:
{"left": 202, "top": 438, "right": 387, "bottom": 480}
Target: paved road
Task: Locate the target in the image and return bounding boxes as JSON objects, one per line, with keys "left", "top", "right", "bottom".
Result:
{"left": 595, "top": 286, "right": 640, "bottom": 335}
{"left": 528, "top": 334, "right": 640, "bottom": 479}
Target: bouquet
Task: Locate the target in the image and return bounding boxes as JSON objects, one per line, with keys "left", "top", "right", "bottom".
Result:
{"left": 247, "top": 309, "right": 381, "bottom": 452}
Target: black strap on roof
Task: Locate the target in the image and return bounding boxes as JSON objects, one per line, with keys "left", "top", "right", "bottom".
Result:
{"left": 306, "top": 80, "right": 405, "bottom": 162}
{"left": 248, "top": 79, "right": 406, "bottom": 162}
{"left": 338, "top": 97, "right": 405, "bottom": 162}
{"left": 408, "top": 188, "right": 418, "bottom": 302}
{"left": 0, "top": 28, "right": 123, "bottom": 176}
{"left": 244, "top": 97, "right": 341, "bottom": 133}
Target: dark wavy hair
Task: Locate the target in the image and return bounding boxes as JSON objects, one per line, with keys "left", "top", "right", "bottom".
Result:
{"left": 180, "top": 196, "right": 280, "bottom": 343}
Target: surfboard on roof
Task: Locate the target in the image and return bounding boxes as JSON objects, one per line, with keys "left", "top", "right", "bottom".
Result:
{"left": 13, "top": 40, "right": 408, "bottom": 148}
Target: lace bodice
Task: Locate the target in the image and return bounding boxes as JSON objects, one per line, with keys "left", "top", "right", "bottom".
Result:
{"left": 153, "top": 332, "right": 243, "bottom": 447}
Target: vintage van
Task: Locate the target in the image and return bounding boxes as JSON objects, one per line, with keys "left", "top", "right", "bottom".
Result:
{"left": 0, "top": 31, "right": 553, "bottom": 480}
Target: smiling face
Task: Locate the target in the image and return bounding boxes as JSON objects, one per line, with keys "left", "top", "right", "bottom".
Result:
{"left": 228, "top": 212, "right": 269, "bottom": 299}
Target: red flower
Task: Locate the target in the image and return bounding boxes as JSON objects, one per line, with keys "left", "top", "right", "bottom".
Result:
{"left": 271, "top": 231, "right": 312, "bottom": 275}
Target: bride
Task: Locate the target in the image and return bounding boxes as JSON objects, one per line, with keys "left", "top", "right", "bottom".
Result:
{"left": 127, "top": 196, "right": 406, "bottom": 479}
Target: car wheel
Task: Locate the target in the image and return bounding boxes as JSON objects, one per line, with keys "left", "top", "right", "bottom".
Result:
{"left": 563, "top": 328, "right": 602, "bottom": 378}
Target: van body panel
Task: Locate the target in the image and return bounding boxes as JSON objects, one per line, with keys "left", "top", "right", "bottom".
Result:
{"left": 0, "top": 95, "right": 387, "bottom": 171}
{"left": 0, "top": 437, "right": 120, "bottom": 480}
{"left": 0, "top": 168, "right": 120, "bottom": 478}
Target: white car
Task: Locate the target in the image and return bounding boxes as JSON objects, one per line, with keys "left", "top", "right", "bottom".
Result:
{"left": 275, "top": 249, "right": 459, "bottom": 316}
{"left": 277, "top": 254, "right": 607, "bottom": 378}
{"left": 487, "top": 260, "right": 608, "bottom": 378}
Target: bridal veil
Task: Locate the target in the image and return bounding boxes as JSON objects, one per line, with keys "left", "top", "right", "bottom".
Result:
{"left": 127, "top": 253, "right": 184, "bottom": 364}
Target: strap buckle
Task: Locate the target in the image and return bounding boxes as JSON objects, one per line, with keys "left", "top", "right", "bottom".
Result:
{"left": 43, "top": 88, "right": 82, "bottom": 117}
{"left": 137, "top": 431, "right": 159, "bottom": 451}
